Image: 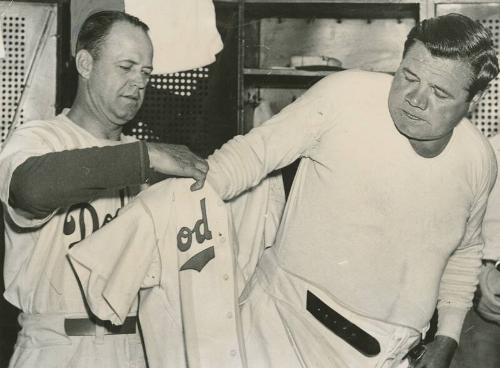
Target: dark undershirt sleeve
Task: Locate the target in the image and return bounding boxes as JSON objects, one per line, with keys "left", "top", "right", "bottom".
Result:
{"left": 9, "top": 141, "right": 151, "bottom": 219}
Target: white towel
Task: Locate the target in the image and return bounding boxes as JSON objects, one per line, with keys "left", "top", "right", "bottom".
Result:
{"left": 125, "top": 0, "right": 223, "bottom": 74}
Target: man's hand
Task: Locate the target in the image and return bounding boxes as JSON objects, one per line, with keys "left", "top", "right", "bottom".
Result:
{"left": 410, "top": 335, "right": 457, "bottom": 368}
{"left": 477, "top": 263, "right": 500, "bottom": 323}
{"left": 146, "top": 142, "right": 208, "bottom": 191}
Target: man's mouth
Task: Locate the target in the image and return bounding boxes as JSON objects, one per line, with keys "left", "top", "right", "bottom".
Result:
{"left": 122, "top": 94, "right": 140, "bottom": 101}
{"left": 402, "top": 109, "right": 424, "bottom": 121}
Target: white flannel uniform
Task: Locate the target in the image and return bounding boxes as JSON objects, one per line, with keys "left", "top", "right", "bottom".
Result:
{"left": 0, "top": 113, "right": 145, "bottom": 368}
{"left": 67, "top": 176, "right": 285, "bottom": 368}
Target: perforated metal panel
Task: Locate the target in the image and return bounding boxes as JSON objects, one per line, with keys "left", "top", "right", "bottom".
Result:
{"left": 124, "top": 7, "right": 239, "bottom": 156}
{"left": 474, "top": 17, "right": 500, "bottom": 137}
{"left": 0, "top": 1, "right": 58, "bottom": 145}
{"left": 436, "top": 3, "right": 500, "bottom": 137}
{"left": 126, "top": 66, "right": 215, "bottom": 154}
{"left": 0, "top": 14, "right": 26, "bottom": 142}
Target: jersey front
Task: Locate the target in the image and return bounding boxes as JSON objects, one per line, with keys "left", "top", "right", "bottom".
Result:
{"left": 0, "top": 113, "right": 141, "bottom": 314}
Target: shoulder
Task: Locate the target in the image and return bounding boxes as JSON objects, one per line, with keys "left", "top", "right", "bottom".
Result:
{"left": 489, "top": 132, "right": 500, "bottom": 155}
{"left": 318, "top": 69, "right": 393, "bottom": 90}
{"left": 6, "top": 115, "right": 73, "bottom": 144}
{"left": 455, "top": 120, "right": 497, "bottom": 188}
{"left": 311, "top": 70, "right": 393, "bottom": 105}
{"left": 3, "top": 113, "right": 108, "bottom": 152}
{"left": 457, "top": 120, "right": 495, "bottom": 161}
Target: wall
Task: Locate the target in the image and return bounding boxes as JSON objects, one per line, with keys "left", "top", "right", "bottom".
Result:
{"left": 70, "top": 0, "right": 124, "bottom": 54}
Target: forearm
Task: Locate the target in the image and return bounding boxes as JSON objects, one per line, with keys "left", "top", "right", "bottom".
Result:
{"left": 207, "top": 135, "right": 274, "bottom": 200}
{"left": 436, "top": 241, "right": 482, "bottom": 342}
{"left": 438, "top": 151, "right": 497, "bottom": 341}
{"left": 9, "top": 141, "right": 150, "bottom": 218}
{"left": 207, "top": 75, "right": 339, "bottom": 200}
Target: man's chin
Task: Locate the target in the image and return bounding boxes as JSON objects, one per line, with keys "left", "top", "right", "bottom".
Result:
{"left": 393, "top": 121, "right": 433, "bottom": 142}
{"left": 113, "top": 111, "right": 139, "bottom": 125}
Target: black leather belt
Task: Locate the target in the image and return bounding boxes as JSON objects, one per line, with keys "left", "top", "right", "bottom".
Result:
{"left": 306, "top": 290, "right": 381, "bottom": 357}
{"left": 64, "top": 316, "right": 137, "bottom": 336}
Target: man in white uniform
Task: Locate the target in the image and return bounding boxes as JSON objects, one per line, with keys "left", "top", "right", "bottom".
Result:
{"left": 0, "top": 11, "right": 207, "bottom": 368}
{"left": 206, "top": 13, "right": 499, "bottom": 368}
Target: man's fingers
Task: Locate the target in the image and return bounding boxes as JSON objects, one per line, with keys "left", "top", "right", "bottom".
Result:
{"left": 190, "top": 178, "right": 205, "bottom": 191}
{"left": 190, "top": 170, "right": 206, "bottom": 191}
{"left": 196, "top": 159, "right": 209, "bottom": 173}
{"left": 147, "top": 142, "right": 209, "bottom": 185}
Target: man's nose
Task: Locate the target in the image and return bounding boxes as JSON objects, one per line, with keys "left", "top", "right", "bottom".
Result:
{"left": 130, "top": 71, "right": 148, "bottom": 89}
{"left": 406, "top": 85, "right": 428, "bottom": 110}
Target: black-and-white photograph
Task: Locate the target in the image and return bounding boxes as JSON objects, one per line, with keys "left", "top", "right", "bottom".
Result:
{"left": 1, "top": 0, "right": 500, "bottom": 367}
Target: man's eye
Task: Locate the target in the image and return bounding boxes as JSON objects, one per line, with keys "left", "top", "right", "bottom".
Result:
{"left": 433, "top": 87, "right": 448, "bottom": 99}
{"left": 404, "top": 74, "right": 418, "bottom": 82}
{"left": 119, "top": 65, "right": 132, "bottom": 71}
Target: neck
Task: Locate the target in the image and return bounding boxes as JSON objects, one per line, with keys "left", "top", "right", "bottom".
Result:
{"left": 67, "top": 90, "right": 123, "bottom": 141}
{"left": 408, "top": 132, "right": 453, "bottom": 158}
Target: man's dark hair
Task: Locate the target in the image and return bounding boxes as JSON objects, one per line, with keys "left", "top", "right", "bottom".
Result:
{"left": 403, "top": 13, "right": 499, "bottom": 100}
{"left": 75, "top": 11, "right": 149, "bottom": 59}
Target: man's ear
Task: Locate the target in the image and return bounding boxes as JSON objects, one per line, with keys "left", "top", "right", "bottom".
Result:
{"left": 468, "top": 90, "right": 485, "bottom": 114}
{"left": 75, "top": 49, "right": 94, "bottom": 79}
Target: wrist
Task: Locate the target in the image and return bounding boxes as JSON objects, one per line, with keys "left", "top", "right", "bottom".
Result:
{"left": 483, "top": 259, "right": 500, "bottom": 271}
{"left": 433, "top": 334, "right": 458, "bottom": 347}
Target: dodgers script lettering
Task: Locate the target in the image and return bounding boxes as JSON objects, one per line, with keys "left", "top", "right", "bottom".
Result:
{"left": 177, "top": 198, "right": 212, "bottom": 252}
{"left": 177, "top": 198, "right": 216, "bottom": 272}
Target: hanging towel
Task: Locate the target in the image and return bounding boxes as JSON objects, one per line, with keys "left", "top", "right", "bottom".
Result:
{"left": 125, "top": 0, "right": 223, "bottom": 74}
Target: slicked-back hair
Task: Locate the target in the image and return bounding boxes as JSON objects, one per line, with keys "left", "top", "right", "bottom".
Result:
{"left": 403, "top": 13, "right": 499, "bottom": 100}
{"left": 75, "top": 11, "right": 149, "bottom": 60}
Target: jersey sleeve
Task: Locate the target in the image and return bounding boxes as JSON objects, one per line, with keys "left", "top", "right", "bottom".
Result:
{"left": 9, "top": 142, "right": 149, "bottom": 218}
{"left": 0, "top": 121, "right": 150, "bottom": 229}
{"left": 482, "top": 134, "right": 500, "bottom": 261}
{"left": 0, "top": 124, "right": 60, "bottom": 228}
{"left": 436, "top": 139, "right": 498, "bottom": 342}
{"left": 476, "top": 135, "right": 500, "bottom": 323}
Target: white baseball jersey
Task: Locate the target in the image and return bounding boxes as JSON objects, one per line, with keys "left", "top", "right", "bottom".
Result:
{"left": 0, "top": 112, "right": 145, "bottom": 368}
{"left": 67, "top": 176, "right": 285, "bottom": 368}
